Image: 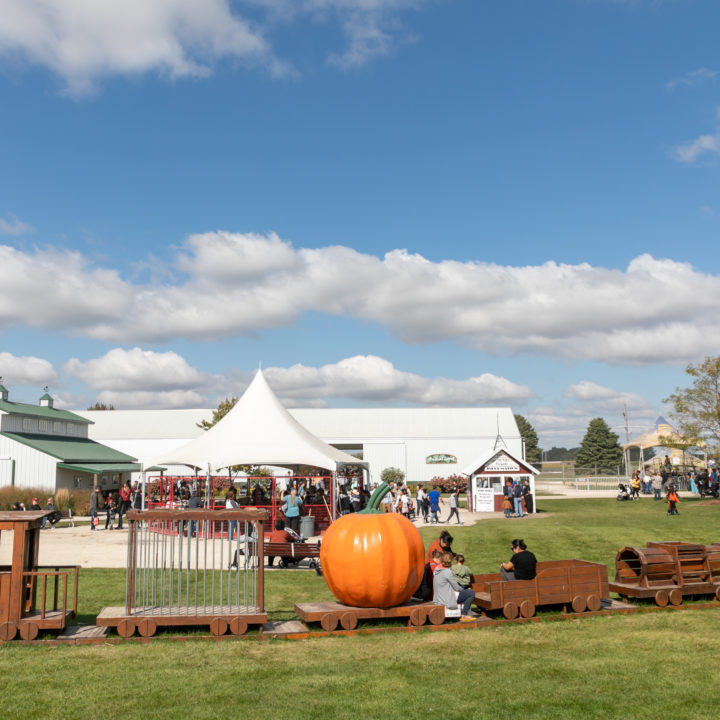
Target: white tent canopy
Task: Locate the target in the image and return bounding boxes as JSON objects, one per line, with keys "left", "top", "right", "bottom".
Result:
{"left": 150, "top": 369, "right": 363, "bottom": 473}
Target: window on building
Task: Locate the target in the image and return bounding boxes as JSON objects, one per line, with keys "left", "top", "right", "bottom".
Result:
{"left": 53, "top": 421, "right": 64, "bottom": 433}
{"left": 66, "top": 423, "right": 76, "bottom": 435}
{"left": 39, "top": 420, "right": 51, "bottom": 433}
{"left": 22, "top": 417, "right": 33, "bottom": 431}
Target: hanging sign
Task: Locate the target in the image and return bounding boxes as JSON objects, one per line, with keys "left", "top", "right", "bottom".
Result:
{"left": 426, "top": 453, "right": 457, "bottom": 465}
{"left": 484, "top": 454, "right": 520, "bottom": 472}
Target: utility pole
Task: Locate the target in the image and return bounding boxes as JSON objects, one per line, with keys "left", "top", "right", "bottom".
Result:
{"left": 623, "top": 404, "right": 630, "bottom": 477}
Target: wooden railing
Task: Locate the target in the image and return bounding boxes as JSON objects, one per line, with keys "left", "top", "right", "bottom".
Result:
{"left": 22, "top": 566, "right": 79, "bottom": 619}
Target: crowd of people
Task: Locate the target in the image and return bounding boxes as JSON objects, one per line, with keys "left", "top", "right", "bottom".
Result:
{"left": 501, "top": 478, "right": 532, "bottom": 518}
{"left": 88, "top": 482, "right": 143, "bottom": 531}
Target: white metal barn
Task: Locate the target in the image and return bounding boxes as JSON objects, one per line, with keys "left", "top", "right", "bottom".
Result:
{"left": 76, "top": 405, "right": 524, "bottom": 487}
{"left": 0, "top": 384, "right": 140, "bottom": 492}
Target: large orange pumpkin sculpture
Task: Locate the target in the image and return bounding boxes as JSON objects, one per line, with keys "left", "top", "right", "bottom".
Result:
{"left": 320, "top": 482, "right": 425, "bottom": 608}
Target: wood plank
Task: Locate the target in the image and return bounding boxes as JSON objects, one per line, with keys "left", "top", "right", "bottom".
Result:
{"left": 57, "top": 625, "right": 109, "bottom": 640}
{"left": 294, "top": 600, "right": 436, "bottom": 623}
{"left": 262, "top": 620, "right": 309, "bottom": 635}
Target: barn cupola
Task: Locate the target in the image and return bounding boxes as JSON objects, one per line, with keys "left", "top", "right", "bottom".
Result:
{"left": 39, "top": 386, "right": 54, "bottom": 409}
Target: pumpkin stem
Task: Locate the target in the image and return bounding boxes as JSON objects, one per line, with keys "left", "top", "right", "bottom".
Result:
{"left": 361, "top": 481, "right": 391, "bottom": 514}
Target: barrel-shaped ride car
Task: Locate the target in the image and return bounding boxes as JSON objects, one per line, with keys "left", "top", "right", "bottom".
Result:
{"left": 609, "top": 541, "right": 720, "bottom": 606}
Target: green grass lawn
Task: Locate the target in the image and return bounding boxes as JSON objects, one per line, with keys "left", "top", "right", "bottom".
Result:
{"left": 2, "top": 496, "right": 719, "bottom": 720}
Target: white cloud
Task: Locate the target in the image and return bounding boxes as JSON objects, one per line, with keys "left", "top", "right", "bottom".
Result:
{"left": 54, "top": 350, "right": 532, "bottom": 410}
{"left": 673, "top": 132, "right": 720, "bottom": 164}
{"left": 563, "top": 380, "right": 651, "bottom": 414}
{"left": 0, "top": 214, "right": 33, "bottom": 236}
{"left": 94, "top": 389, "right": 207, "bottom": 410}
{"left": 666, "top": 67, "right": 719, "bottom": 91}
{"left": 0, "top": 0, "right": 274, "bottom": 94}
{"left": 0, "top": 245, "right": 130, "bottom": 331}
{"left": 4, "top": 235, "right": 720, "bottom": 365}
{"left": 263, "top": 355, "right": 535, "bottom": 405}
{"left": 248, "top": 1, "right": 426, "bottom": 67}
{"left": 672, "top": 105, "right": 720, "bottom": 164}
{"left": 0, "top": 352, "right": 57, "bottom": 387}
{"left": 529, "top": 386, "right": 658, "bottom": 449}
{"left": 0, "top": 0, "right": 431, "bottom": 93}
{"left": 63, "top": 347, "right": 205, "bottom": 391}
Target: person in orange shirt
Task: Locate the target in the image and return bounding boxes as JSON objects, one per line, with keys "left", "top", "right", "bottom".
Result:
{"left": 425, "top": 530, "right": 454, "bottom": 563}
{"left": 267, "top": 520, "right": 296, "bottom": 567}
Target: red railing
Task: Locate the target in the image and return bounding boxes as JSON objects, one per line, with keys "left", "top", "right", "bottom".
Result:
{"left": 146, "top": 475, "right": 338, "bottom": 534}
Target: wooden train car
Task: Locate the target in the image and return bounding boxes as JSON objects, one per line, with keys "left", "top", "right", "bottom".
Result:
{"left": 0, "top": 511, "right": 79, "bottom": 641}
{"left": 471, "top": 559, "right": 609, "bottom": 619}
{"left": 295, "top": 599, "right": 446, "bottom": 631}
{"left": 97, "top": 508, "right": 267, "bottom": 637}
{"left": 609, "top": 541, "right": 720, "bottom": 606}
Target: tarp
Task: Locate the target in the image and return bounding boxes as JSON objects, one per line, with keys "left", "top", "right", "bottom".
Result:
{"left": 150, "top": 369, "right": 363, "bottom": 473}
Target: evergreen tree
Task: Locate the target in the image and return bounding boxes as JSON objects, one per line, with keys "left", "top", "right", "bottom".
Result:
{"left": 575, "top": 418, "right": 623, "bottom": 473}
{"left": 87, "top": 401, "right": 115, "bottom": 410}
{"left": 514, "top": 413, "right": 542, "bottom": 465}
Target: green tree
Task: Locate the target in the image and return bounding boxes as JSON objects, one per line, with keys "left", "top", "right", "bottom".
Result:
{"left": 197, "top": 397, "right": 237, "bottom": 431}
{"left": 575, "top": 418, "right": 623, "bottom": 474}
{"left": 664, "top": 355, "right": 720, "bottom": 455}
{"left": 87, "top": 402, "right": 115, "bottom": 410}
{"left": 545, "top": 446, "right": 579, "bottom": 461}
{"left": 381, "top": 467, "right": 405, "bottom": 486}
{"left": 514, "top": 413, "right": 542, "bottom": 465}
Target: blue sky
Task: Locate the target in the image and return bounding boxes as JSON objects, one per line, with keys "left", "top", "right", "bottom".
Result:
{"left": 1, "top": 0, "right": 719, "bottom": 448}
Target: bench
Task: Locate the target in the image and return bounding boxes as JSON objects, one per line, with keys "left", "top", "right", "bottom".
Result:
{"left": 265, "top": 541, "right": 321, "bottom": 568}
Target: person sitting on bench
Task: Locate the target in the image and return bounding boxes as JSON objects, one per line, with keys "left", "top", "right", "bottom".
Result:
{"left": 500, "top": 538, "right": 537, "bottom": 581}
{"left": 267, "top": 520, "right": 297, "bottom": 567}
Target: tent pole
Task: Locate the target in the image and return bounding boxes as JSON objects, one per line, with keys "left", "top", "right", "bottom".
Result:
{"left": 141, "top": 465, "right": 146, "bottom": 511}
{"left": 332, "top": 470, "right": 338, "bottom": 522}
{"left": 206, "top": 463, "right": 211, "bottom": 509}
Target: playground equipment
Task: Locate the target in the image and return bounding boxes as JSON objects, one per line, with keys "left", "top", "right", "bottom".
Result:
{"left": 0, "top": 511, "right": 79, "bottom": 641}
{"left": 609, "top": 541, "right": 720, "bottom": 606}
{"left": 472, "top": 559, "right": 609, "bottom": 619}
{"left": 7, "top": 520, "right": 720, "bottom": 642}
{"left": 97, "top": 508, "right": 267, "bottom": 637}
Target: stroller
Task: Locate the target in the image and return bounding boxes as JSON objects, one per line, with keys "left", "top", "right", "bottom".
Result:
{"left": 616, "top": 483, "right": 631, "bottom": 501}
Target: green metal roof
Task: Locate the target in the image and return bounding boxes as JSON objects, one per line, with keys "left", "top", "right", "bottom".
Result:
{"left": 0, "top": 399, "right": 92, "bottom": 424}
{"left": 57, "top": 462, "right": 141, "bottom": 474}
{"left": 0, "top": 432, "right": 136, "bottom": 463}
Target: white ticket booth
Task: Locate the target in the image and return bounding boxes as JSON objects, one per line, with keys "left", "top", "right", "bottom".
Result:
{"left": 462, "top": 449, "right": 538, "bottom": 514}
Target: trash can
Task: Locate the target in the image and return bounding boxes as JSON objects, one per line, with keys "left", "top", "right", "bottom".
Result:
{"left": 300, "top": 515, "right": 315, "bottom": 538}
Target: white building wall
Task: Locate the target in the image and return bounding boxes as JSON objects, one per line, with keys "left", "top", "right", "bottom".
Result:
{"left": 75, "top": 408, "right": 523, "bottom": 488}
{"left": 360, "top": 436, "right": 525, "bottom": 486}
{"left": 0, "top": 436, "right": 58, "bottom": 491}
{"left": 363, "top": 443, "right": 407, "bottom": 484}
{"left": 0, "top": 458, "right": 15, "bottom": 486}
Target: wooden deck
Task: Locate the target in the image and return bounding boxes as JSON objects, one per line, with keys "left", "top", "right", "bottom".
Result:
{"left": 295, "top": 600, "right": 447, "bottom": 631}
